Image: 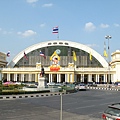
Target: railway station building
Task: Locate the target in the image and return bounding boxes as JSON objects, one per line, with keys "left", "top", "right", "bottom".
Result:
{"left": 0, "top": 40, "right": 120, "bottom": 84}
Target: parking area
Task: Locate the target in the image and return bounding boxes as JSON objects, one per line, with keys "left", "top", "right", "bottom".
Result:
{"left": 0, "top": 89, "right": 120, "bottom": 120}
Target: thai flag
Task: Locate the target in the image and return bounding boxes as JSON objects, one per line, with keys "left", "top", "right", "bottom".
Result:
{"left": 24, "top": 52, "right": 28, "bottom": 60}
{"left": 52, "top": 26, "right": 58, "bottom": 34}
{"left": 7, "top": 51, "right": 10, "bottom": 57}
{"left": 40, "top": 51, "right": 46, "bottom": 59}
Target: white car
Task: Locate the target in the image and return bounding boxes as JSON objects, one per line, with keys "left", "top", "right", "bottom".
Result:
{"left": 14, "top": 82, "right": 21, "bottom": 85}
{"left": 47, "top": 82, "right": 56, "bottom": 86}
{"left": 75, "top": 83, "right": 87, "bottom": 90}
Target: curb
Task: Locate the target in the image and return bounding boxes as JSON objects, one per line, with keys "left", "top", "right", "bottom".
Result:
{"left": 0, "top": 92, "right": 69, "bottom": 100}
{"left": 88, "top": 87, "right": 119, "bottom": 91}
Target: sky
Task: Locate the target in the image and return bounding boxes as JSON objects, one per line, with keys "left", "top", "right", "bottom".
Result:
{"left": 0, "top": 0, "right": 120, "bottom": 63}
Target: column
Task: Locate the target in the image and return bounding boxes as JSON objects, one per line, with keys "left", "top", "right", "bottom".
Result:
{"left": 49, "top": 74, "right": 52, "bottom": 83}
{"left": 97, "top": 74, "right": 100, "bottom": 83}
{"left": 65, "top": 74, "right": 67, "bottom": 82}
{"left": 83, "top": 74, "right": 84, "bottom": 82}
{"left": 111, "top": 74, "right": 113, "bottom": 83}
{"left": 59, "top": 74, "right": 61, "bottom": 83}
{"left": 67, "top": 74, "right": 70, "bottom": 83}
{"left": 110, "top": 74, "right": 114, "bottom": 83}
{"left": 72, "top": 73, "right": 74, "bottom": 83}
{"left": 103, "top": 74, "right": 105, "bottom": 83}
{"left": 7, "top": 73, "right": 10, "bottom": 81}
{"left": 35, "top": 73, "right": 38, "bottom": 82}
{"left": 105, "top": 74, "right": 107, "bottom": 83}
{"left": 104, "top": 74, "right": 107, "bottom": 83}
{"left": 14, "top": 73, "right": 17, "bottom": 82}
{"left": 21, "top": 74, "right": 24, "bottom": 82}
{"left": 28, "top": 74, "right": 32, "bottom": 82}
{"left": 57, "top": 74, "right": 59, "bottom": 83}
{"left": 49, "top": 74, "right": 51, "bottom": 83}
{"left": 80, "top": 74, "right": 82, "bottom": 82}
{"left": 81, "top": 74, "right": 84, "bottom": 82}
{"left": 51, "top": 74, "right": 53, "bottom": 82}
{"left": 70, "top": 74, "right": 72, "bottom": 83}
{"left": 96, "top": 74, "right": 98, "bottom": 83}
{"left": 88, "top": 74, "right": 92, "bottom": 82}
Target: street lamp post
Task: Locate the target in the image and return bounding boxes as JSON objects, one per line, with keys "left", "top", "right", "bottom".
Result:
{"left": 60, "top": 93, "right": 62, "bottom": 120}
{"left": 105, "top": 35, "right": 112, "bottom": 84}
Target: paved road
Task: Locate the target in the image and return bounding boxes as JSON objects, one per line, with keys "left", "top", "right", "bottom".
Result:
{"left": 0, "top": 89, "right": 120, "bottom": 120}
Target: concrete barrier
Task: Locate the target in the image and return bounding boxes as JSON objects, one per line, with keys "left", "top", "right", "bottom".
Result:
{"left": 88, "top": 87, "right": 119, "bottom": 91}
{"left": 0, "top": 92, "right": 68, "bottom": 100}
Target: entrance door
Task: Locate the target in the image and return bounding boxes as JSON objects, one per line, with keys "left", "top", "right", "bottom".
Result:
{"left": 84, "top": 74, "right": 88, "bottom": 84}
{"left": 52, "top": 74, "right": 57, "bottom": 83}
{"left": 61, "top": 74, "right": 65, "bottom": 83}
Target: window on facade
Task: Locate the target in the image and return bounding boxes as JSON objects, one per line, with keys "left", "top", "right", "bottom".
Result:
{"left": 65, "top": 43, "right": 69, "bottom": 45}
{"left": 53, "top": 42, "right": 57, "bottom": 44}
{"left": 48, "top": 43, "right": 52, "bottom": 45}
{"left": 16, "top": 46, "right": 103, "bottom": 68}
{"left": 59, "top": 42, "right": 63, "bottom": 44}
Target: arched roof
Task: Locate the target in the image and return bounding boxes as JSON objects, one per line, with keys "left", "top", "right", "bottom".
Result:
{"left": 9, "top": 40, "right": 108, "bottom": 68}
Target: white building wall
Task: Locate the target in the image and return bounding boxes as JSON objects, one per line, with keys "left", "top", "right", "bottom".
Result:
{"left": 115, "top": 63, "right": 120, "bottom": 81}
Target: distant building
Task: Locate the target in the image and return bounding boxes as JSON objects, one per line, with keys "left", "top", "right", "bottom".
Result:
{"left": 0, "top": 40, "right": 120, "bottom": 84}
{"left": 0, "top": 52, "right": 7, "bottom": 80}
{"left": 0, "top": 52, "right": 7, "bottom": 68}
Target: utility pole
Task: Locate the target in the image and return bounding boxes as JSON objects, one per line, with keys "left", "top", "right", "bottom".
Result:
{"left": 105, "top": 35, "right": 112, "bottom": 84}
{"left": 60, "top": 93, "right": 62, "bottom": 120}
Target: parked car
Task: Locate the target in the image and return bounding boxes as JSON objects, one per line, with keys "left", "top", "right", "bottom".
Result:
{"left": 14, "top": 82, "right": 21, "bottom": 85}
{"left": 87, "top": 82, "right": 97, "bottom": 87}
{"left": 63, "top": 82, "right": 69, "bottom": 86}
{"left": 55, "top": 83, "right": 62, "bottom": 86}
{"left": 114, "top": 82, "right": 120, "bottom": 86}
{"left": 3, "top": 81, "right": 15, "bottom": 86}
{"left": 102, "top": 103, "right": 120, "bottom": 120}
{"left": 75, "top": 83, "right": 87, "bottom": 90}
{"left": 72, "top": 82, "right": 80, "bottom": 85}
{"left": 47, "top": 82, "right": 56, "bottom": 86}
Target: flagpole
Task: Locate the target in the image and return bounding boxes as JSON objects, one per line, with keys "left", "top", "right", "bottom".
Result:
{"left": 23, "top": 56, "right": 24, "bottom": 68}
{"left": 57, "top": 27, "right": 59, "bottom": 40}
{"left": 73, "top": 51, "right": 77, "bottom": 83}
{"left": 103, "top": 41, "right": 107, "bottom": 60}
{"left": 57, "top": 33, "right": 59, "bottom": 40}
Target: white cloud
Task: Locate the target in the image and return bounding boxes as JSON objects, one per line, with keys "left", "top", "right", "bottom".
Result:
{"left": 84, "top": 22, "right": 96, "bottom": 32}
{"left": 17, "top": 30, "right": 37, "bottom": 37}
{"left": 3, "top": 31, "right": 13, "bottom": 34}
{"left": 3, "top": 31, "right": 7, "bottom": 34}
{"left": 26, "top": 0, "right": 38, "bottom": 3}
{"left": 114, "top": 23, "right": 120, "bottom": 27}
{"left": 0, "top": 28, "right": 14, "bottom": 35}
{"left": 100, "top": 23, "right": 109, "bottom": 28}
{"left": 17, "top": 32, "right": 22, "bottom": 35}
{"left": 40, "top": 23, "right": 46, "bottom": 27}
{"left": 42, "top": 3, "right": 53, "bottom": 7}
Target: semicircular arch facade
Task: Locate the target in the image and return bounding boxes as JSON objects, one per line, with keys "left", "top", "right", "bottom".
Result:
{"left": 9, "top": 40, "right": 108, "bottom": 68}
